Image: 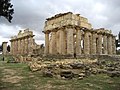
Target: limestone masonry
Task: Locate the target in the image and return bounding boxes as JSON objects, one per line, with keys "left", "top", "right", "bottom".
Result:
{"left": 2, "top": 42, "right": 8, "bottom": 55}
{"left": 10, "top": 28, "right": 36, "bottom": 55}
{"left": 43, "top": 12, "right": 116, "bottom": 57}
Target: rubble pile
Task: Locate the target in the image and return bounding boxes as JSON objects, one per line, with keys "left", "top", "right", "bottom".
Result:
{"left": 29, "top": 58, "right": 120, "bottom": 79}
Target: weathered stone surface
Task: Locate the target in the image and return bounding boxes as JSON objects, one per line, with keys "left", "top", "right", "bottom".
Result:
{"left": 42, "top": 70, "right": 53, "bottom": 78}
{"left": 44, "top": 12, "right": 116, "bottom": 57}
{"left": 70, "top": 63, "right": 85, "bottom": 69}
{"left": 10, "top": 29, "right": 43, "bottom": 57}
{"left": 60, "top": 70, "right": 74, "bottom": 79}
{"left": 2, "top": 42, "right": 8, "bottom": 55}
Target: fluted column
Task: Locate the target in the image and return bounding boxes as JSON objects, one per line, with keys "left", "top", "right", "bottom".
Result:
{"left": 51, "top": 31, "right": 57, "bottom": 54}
{"left": 97, "top": 34, "right": 102, "bottom": 55}
{"left": 112, "top": 36, "right": 116, "bottom": 54}
{"left": 89, "top": 33, "right": 92, "bottom": 54}
{"left": 26, "top": 37, "right": 28, "bottom": 54}
{"left": 22, "top": 37, "right": 26, "bottom": 54}
{"left": 21, "top": 39, "right": 24, "bottom": 54}
{"left": 13, "top": 40, "right": 15, "bottom": 55}
{"left": 16, "top": 40, "right": 18, "bottom": 54}
{"left": 10, "top": 41, "right": 13, "bottom": 55}
{"left": 12, "top": 41, "right": 15, "bottom": 55}
{"left": 17, "top": 39, "right": 20, "bottom": 54}
{"left": 19, "top": 39, "right": 22, "bottom": 54}
{"left": 56, "top": 31, "right": 60, "bottom": 54}
{"left": 84, "top": 31, "right": 90, "bottom": 55}
{"left": 24, "top": 37, "right": 28, "bottom": 54}
{"left": 91, "top": 32, "right": 97, "bottom": 55}
{"left": 66, "top": 27, "right": 74, "bottom": 56}
{"left": 103, "top": 35, "right": 107, "bottom": 54}
{"left": 28, "top": 36, "right": 34, "bottom": 54}
{"left": 59, "top": 30, "right": 66, "bottom": 55}
{"left": 44, "top": 32, "right": 49, "bottom": 55}
{"left": 76, "top": 28, "right": 81, "bottom": 56}
{"left": 14, "top": 40, "right": 17, "bottom": 55}
{"left": 107, "top": 35, "right": 112, "bottom": 54}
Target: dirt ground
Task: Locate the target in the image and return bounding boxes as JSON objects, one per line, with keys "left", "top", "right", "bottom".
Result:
{"left": 0, "top": 60, "right": 120, "bottom": 90}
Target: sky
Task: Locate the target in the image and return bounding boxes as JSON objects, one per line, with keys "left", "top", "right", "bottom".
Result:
{"left": 0, "top": 0, "right": 120, "bottom": 45}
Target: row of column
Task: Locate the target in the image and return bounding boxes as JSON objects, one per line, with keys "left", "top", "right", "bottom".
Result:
{"left": 44, "top": 27, "right": 116, "bottom": 56}
{"left": 83, "top": 31, "right": 116, "bottom": 55}
{"left": 10, "top": 36, "right": 34, "bottom": 55}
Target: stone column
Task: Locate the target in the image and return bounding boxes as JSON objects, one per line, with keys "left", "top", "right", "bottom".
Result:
{"left": 28, "top": 36, "right": 34, "bottom": 54}
{"left": 44, "top": 32, "right": 49, "bottom": 55}
{"left": 26, "top": 37, "right": 28, "bottom": 54}
{"left": 14, "top": 40, "right": 16, "bottom": 55}
{"left": 49, "top": 36, "right": 52, "bottom": 54}
{"left": 12, "top": 40, "right": 15, "bottom": 55}
{"left": 107, "top": 35, "right": 112, "bottom": 54}
{"left": 19, "top": 39, "right": 22, "bottom": 54}
{"left": 10, "top": 41, "right": 13, "bottom": 55}
{"left": 97, "top": 34, "right": 102, "bottom": 55}
{"left": 21, "top": 39, "right": 24, "bottom": 54}
{"left": 23, "top": 38, "right": 26, "bottom": 54}
{"left": 24, "top": 37, "right": 28, "bottom": 54}
{"left": 76, "top": 28, "right": 81, "bottom": 56}
{"left": 103, "top": 35, "right": 107, "bottom": 54}
{"left": 84, "top": 31, "right": 90, "bottom": 55}
{"left": 14, "top": 40, "right": 17, "bottom": 55}
{"left": 56, "top": 31, "right": 60, "bottom": 54}
{"left": 59, "top": 30, "right": 66, "bottom": 55}
{"left": 91, "top": 32, "right": 97, "bottom": 55}
{"left": 16, "top": 40, "right": 18, "bottom": 54}
{"left": 2, "top": 42, "right": 8, "bottom": 55}
{"left": 18, "top": 39, "right": 21, "bottom": 54}
{"left": 112, "top": 36, "right": 116, "bottom": 54}
{"left": 89, "top": 33, "right": 92, "bottom": 54}
{"left": 66, "top": 26, "right": 74, "bottom": 56}
{"left": 51, "top": 31, "right": 57, "bottom": 54}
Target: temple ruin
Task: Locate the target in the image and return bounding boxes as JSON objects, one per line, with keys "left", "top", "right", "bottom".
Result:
{"left": 10, "top": 28, "right": 36, "bottom": 55}
{"left": 43, "top": 12, "right": 116, "bottom": 57}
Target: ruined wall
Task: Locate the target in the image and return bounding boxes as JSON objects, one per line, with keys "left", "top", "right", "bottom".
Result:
{"left": 10, "top": 28, "right": 36, "bottom": 55}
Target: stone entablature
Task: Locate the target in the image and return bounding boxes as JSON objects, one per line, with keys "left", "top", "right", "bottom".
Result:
{"left": 10, "top": 28, "right": 35, "bottom": 55}
{"left": 11, "top": 29, "right": 33, "bottom": 40}
{"left": 44, "top": 12, "right": 92, "bottom": 31}
{"left": 43, "top": 12, "right": 116, "bottom": 57}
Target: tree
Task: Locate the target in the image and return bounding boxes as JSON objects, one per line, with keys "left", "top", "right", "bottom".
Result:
{"left": 0, "top": 0, "right": 14, "bottom": 23}
{"left": 7, "top": 45, "right": 10, "bottom": 52}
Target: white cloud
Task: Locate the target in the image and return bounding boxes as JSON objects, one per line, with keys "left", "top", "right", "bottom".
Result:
{"left": 0, "top": 0, "right": 120, "bottom": 46}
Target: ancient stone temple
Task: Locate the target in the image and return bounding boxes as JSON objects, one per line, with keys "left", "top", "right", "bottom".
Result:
{"left": 2, "top": 42, "right": 8, "bottom": 55}
{"left": 10, "top": 28, "right": 35, "bottom": 55}
{"left": 43, "top": 12, "right": 116, "bottom": 57}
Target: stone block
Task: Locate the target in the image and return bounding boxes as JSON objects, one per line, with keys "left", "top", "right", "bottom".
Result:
{"left": 80, "top": 16, "right": 88, "bottom": 23}
{"left": 80, "top": 22, "right": 92, "bottom": 29}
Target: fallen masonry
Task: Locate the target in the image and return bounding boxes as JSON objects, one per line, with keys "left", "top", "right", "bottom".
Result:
{"left": 29, "top": 56, "right": 120, "bottom": 79}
